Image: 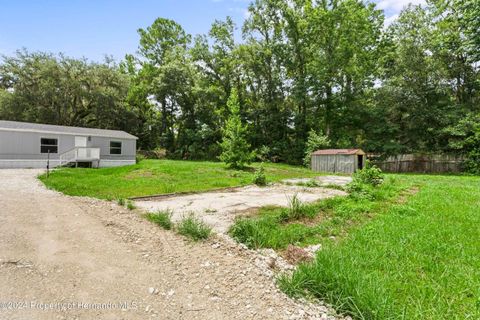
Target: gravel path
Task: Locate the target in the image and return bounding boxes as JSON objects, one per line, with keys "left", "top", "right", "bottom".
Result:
{"left": 0, "top": 169, "right": 340, "bottom": 320}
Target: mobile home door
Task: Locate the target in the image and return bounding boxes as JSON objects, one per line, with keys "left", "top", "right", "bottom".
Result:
{"left": 75, "top": 136, "right": 87, "bottom": 147}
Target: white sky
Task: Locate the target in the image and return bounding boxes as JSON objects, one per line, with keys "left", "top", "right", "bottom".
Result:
{"left": 374, "top": 0, "right": 427, "bottom": 25}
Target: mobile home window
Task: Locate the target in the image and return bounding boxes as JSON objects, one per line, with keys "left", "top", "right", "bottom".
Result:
{"left": 110, "top": 141, "right": 122, "bottom": 155}
{"left": 40, "top": 138, "right": 58, "bottom": 154}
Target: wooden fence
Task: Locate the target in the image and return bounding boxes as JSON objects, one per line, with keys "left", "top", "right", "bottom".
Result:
{"left": 370, "top": 154, "right": 465, "bottom": 173}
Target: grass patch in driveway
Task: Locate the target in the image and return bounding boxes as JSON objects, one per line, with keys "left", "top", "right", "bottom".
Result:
{"left": 276, "top": 175, "right": 480, "bottom": 319}
{"left": 229, "top": 175, "right": 410, "bottom": 250}
{"left": 39, "top": 159, "right": 319, "bottom": 199}
{"left": 177, "top": 214, "right": 212, "bottom": 241}
{"left": 146, "top": 210, "right": 211, "bottom": 241}
{"left": 145, "top": 210, "right": 173, "bottom": 230}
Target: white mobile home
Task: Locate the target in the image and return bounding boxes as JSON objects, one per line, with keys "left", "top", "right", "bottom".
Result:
{"left": 0, "top": 120, "right": 137, "bottom": 169}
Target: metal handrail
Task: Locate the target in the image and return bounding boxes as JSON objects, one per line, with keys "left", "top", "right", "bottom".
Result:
{"left": 59, "top": 147, "right": 101, "bottom": 166}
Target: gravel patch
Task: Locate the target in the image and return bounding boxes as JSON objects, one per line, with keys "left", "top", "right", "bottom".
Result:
{"left": 0, "top": 169, "right": 346, "bottom": 320}
{"left": 134, "top": 184, "right": 346, "bottom": 233}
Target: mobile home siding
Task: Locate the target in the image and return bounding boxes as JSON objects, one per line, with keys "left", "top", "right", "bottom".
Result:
{"left": 89, "top": 136, "right": 136, "bottom": 160}
{"left": 0, "top": 129, "right": 136, "bottom": 169}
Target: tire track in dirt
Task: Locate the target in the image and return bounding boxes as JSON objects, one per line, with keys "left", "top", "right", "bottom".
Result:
{"left": 0, "top": 169, "right": 342, "bottom": 320}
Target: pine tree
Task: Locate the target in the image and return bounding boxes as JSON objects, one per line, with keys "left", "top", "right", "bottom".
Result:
{"left": 219, "top": 89, "right": 254, "bottom": 169}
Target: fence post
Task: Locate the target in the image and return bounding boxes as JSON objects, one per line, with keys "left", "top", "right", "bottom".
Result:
{"left": 46, "top": 150, "right": 50, "bottom": 178}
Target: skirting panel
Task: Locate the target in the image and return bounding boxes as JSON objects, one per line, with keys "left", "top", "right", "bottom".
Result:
{"left": 0, "top": 160, "right": 62, "bottom": 169}
{"left": 0, "top": 159, "right": 135, "bottom": 169}
{"left": 98, "top": 160, "right": 136, "bottom": 168}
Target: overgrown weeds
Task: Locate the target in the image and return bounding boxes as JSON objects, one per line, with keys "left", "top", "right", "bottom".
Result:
{"left": 229, "top": 175, "right": 408, "bottom": 250}
{"left": 279, "top": 194, "right": 309, "bottom": 221}
{"left": 177, "top": 214, "right": 212, "bottom": 241}
{"left": 126, "top": 200, "right": 136, "bottom": 210}
{"left": 353, "top": 161, "right": 384, "bottom": 186}
{"left": 145, "top": 210, "right": 173, "bottom": 230}
{"left": 346, "top": 161, "right": 385, "bottom": 200}
{"left": 146, "top": 211, "right": 212, "bottom": 241}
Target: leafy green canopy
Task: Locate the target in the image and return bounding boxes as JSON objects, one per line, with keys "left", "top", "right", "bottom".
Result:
{"left": 303, "top": 130, "right": 330, "bottom": 167}
{"left": 0, "top": 0, "right": 479, "bottom": 164}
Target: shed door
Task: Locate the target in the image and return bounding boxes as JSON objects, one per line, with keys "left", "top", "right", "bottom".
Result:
{"left": 75, "top": 136, "right": 87, "bottom": 147}
{"left": 358, "top": 155, "right": 364, "bottom": 170}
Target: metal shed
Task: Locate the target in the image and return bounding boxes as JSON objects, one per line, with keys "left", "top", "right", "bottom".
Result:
{"left": 311, "top": 149, "right": 366, "bottom": 174}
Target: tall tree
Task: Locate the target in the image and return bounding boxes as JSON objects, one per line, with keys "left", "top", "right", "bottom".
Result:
{"left": 0, "top": 50, "right": 131, "bottom": 130}
{"left": 378, "top": 5, "right": 452, "bottom": 152}
{"left": 307, "top": 0, "right": 384, "bottom": 145}
{"left": 372, "top": 1, "right": 479, "bottom": 153}
{"left": 456, "top": 0, "right": 480, "bottom": 63}
{"left": 189, "top": 17, "right": 239, "bottom": 158}
{"left": 136, "top": 18, "right": 194, "bottom": 153}
{"left": 219, "top": 89, "right": 254, "bottom": 168}
{"left": 2, "top": 0, "right": 478, "bottom": 163}
{"left": 242, "top": 0, "right": 292, "bottom": 161}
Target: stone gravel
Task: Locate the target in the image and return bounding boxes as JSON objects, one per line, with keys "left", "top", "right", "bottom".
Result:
{"left": 0, "top": 169, "right": 347, "bottom": 320}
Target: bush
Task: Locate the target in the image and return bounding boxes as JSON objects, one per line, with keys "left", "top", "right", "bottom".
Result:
{"left": 444, "top": 113, "right": 480, "bottom": 174}
{"left": 256, "top": 145, "right": 272, "bottom": 162}
{"left": 146, "top": 210, "right": 173, "bottom": 230}
{"left": 253, "top": 164, "right": 267, "bottom": 186}
{"left": 346, "top": 161, "right": 384, "bottom": 200}
{"left": 137, "top": 148, "right": 167, "bottom": 159}
{"left": 353, "top": 161, "right": 384, "bottom": 186}
{"left": 177, "top": 214, "right": 212, "bottom": 241}
{"left": 303, "top": 130, "right": 330, "bottom": 167}
{"left": 463, "top": 149, "right": 480, "bottom": 174}
{"left": 461, "top": 126, "right": 480, "bottom": 174}
{"left": 117, "top": 198, "right": 126, "bottom": 206}
{"left": 345, "top": 181, "right": 376, "bottom": 200}
{"left": 136, "top": 154, "right": 146, "bottom": 164}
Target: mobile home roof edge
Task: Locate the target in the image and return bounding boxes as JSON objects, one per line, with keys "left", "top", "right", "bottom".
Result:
{"left": 0, "top": 120, "right": 138, "bottom": 140}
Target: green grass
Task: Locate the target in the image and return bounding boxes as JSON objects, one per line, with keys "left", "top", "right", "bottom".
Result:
{"left": 126, "top": 200, "right": 136, "bottom": 210}
{"left": 145, "top": 210, "right": 173, "bottom": 230}
{"left": 229, "top": 175, "right": 410, "bottom": 250}
{"left": 177, "top": 214, "right": 212, "bottom": 241}
{"left": 274, "top": 175, "right": 480, "bottom": 319}
{"left": 284, "top": 194, "right": 309, "bottom": 220}
{"left": 39, "top": 159, "right": 319, "bottom": 199}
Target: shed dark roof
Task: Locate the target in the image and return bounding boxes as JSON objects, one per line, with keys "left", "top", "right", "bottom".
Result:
{"left": 0, "top": 120, "right": 138, "bottom": 140}
{"left": 312, "top": 149, "right": 365, "bottom": 155}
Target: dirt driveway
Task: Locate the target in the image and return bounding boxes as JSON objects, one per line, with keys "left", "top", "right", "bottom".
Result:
{"left": 0, "top": 169, "right": 338, "bottom": 320}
